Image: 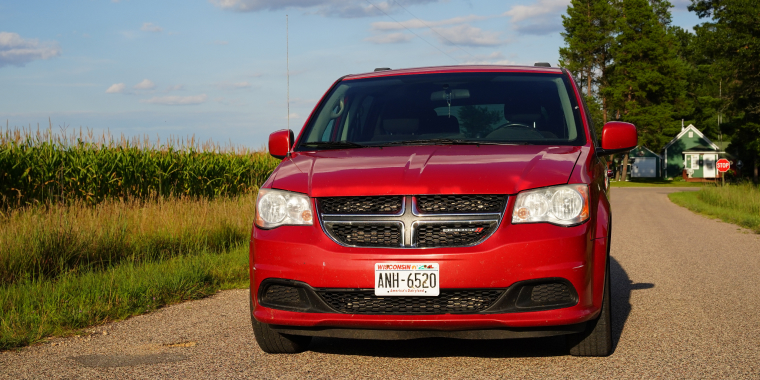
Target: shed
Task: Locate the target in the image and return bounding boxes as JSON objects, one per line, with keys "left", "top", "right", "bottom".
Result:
{"left": 661, "top": 124, "right": 721, "bottom": 179}
{"left": 628, "top": 146, "right": 661, "bottom": 178}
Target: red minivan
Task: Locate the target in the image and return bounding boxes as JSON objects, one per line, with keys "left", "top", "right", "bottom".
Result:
{"left": 250, "top": 65, "right": 637, "bottom": 356}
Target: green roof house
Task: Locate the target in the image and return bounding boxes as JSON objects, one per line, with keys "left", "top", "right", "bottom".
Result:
{"left": 661, "top": 124, "right": 722, "bottom": 180}
{"left": 629, "top": 146, "right": 662, "bottom": 178}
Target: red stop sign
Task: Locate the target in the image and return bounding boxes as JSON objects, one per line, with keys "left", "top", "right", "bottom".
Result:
{"left": 717, "top": 158, "right": 731, "bottom": 172}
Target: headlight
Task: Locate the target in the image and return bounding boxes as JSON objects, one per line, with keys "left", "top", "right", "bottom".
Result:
{"left": 512, "top": 184, "right": 589, "bottom": 226}
{"left": 255, "top": 189, "right": 314, "bottom": 229}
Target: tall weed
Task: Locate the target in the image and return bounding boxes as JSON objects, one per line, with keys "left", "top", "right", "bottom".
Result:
{"left": 0, "top": 195, "right": 256, "bottom": 286}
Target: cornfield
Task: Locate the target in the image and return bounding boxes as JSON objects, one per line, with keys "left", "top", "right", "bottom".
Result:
{"left": 0, "top": 123, "right": 280, "bottom": 207}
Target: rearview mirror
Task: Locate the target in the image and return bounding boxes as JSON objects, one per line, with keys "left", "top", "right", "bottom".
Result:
{"left": 430, "top": 89, "right": 470, "bottom": 101}
{"left": 269, "top": 129, "right": 294, "bottom": 160}
{"left": 597, "top": 122, "right": 637, "bottom": 156}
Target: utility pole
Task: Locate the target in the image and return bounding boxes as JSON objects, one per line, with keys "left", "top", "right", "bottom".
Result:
{"left": 718, "top": 80, "right": 722, "bottom": 145}
{"left": 286, "top": 15, "right": 290, "bottom": 131}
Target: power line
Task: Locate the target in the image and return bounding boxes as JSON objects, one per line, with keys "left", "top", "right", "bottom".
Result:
{"left": 390, "top": 0, "right": 475, "bottom": 59}
{"left": 363, "top": 0, "right": 460, "bottom": 64}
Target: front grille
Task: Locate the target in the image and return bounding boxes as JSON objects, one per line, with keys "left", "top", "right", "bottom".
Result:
{"left": 415, "top": 222, "right": 496, "bottom": 247}
{"left": 319, "top": 194, "right": 505, "bottom": 248}
{"left": 416, "top": 194, "right": 506, "bottom": 214}
{"left": 326, "top": 223, "right": 402, "bottom": 247}
{"left": 317, "top": 289, "right": 504, "bottom": 314}
{"left": 319, "top": 196, "right": 403, "bottom": 214}
{"left": 531, "top": 283, "right": 573, "bottom": 304}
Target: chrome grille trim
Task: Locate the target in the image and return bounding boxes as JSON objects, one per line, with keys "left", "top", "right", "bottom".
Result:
{"left": 318, "top": 195, "right": 506, "bottom": 248}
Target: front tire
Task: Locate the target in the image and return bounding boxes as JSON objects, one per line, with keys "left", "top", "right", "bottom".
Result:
{"left": 252, "top": 319, "right": 312, "bottom": 354}
{"left": 567, "top": 260, "right": 613, "bottom": 356}
{"left": 250, "top": 293, "right": 311, "bottom": 353}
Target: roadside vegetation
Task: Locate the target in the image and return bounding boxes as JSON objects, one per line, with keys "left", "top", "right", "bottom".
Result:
{"left": 669, "top": 184, "right": 760, "bottom": 233}
{"left": 0, "top": 125, "right": 279, "bottom": 206}
{"left": 610, "top": 178, "right": 706, "bottom": 187}
{"left": 0, "top": 126, "right": 278, "bottom": 350}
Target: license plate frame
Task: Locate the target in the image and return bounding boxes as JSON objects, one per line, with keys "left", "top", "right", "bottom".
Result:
{"left": 374, "top": 263, "right": 439, "bottom": 296}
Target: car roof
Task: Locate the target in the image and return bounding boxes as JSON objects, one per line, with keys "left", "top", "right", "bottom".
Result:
{"left": 343, "top": 65, "right": 564, "bottom": 80}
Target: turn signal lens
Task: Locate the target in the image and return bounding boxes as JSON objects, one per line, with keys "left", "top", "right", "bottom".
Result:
{"left": 512, "top": 184, "right": 590, "bottom": 226}
{"left": 255, "top": 189, "right": 314, "bottom": 229}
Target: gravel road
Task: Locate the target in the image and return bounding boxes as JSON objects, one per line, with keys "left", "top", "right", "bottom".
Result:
{"left": 2, "top": 187, "right": 760, "bottom": 379}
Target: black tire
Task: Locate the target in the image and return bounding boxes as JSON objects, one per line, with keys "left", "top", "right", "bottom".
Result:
{"left": 252, "top": 319, "right": 312, "bottom": 354}
{"left": 567, "top": 260, "right": 613, "bottom": 356}
{"left": 249, "top": 294, "right": 311, "bottom": 354}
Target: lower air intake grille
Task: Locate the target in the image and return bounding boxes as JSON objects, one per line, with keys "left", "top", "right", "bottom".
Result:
{"left": 326, "top": 223, "right": 402, "bottom": 247}
{"left": 262, "top": 285, "right": 302, "bottom": 306}
{"left": 319, "top": 196, "right": 403, "bottom": 214}
{"left": 416, "top": 222, "right": 496, "bottom": 247}
{"left": 317, "top": 289, "right": 504, "bottom": 314}
{"left": 531, "top": 283, "right": 573, "bottom": 304}
{"left": 416, "top": 195, "right": 506, "bottom": 214}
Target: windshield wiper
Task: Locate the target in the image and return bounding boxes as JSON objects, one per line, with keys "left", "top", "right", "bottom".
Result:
{"left": 300, "top": 141, "right": 367, "bottom": 150}
{"left": 372, "top": 138, "right": 527, "bottom": 146}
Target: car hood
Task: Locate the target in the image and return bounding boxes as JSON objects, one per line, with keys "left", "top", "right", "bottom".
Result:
{"left": 270, "top": 145, "right": 582, "bottom": 197}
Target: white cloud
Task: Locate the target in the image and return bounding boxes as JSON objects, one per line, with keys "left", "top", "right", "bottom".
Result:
{"left": 0, "top": 32, "right": 61, "bottom": 67}
{"left": 431, "top": 25, "right": 504, "bottom": 46}
{"left": 166, "top": 84, "right": 184, "bottom": 91}
{"left": 141, "top": 22, "right": 163, "bottom": 33}
{"left": 365, "top": 32, "right": 414, "bottom": 44}
{"left": 368, "top": 14, "right": 505, "bottom": 46}
{"left": 209, "top": 0, "right": 441, "bottom": 18}
{"left": 370, "top": 15, "right": 489, "bottom": 31}
{"left": 503, "top": 0, "right": 569, "bottom": 35}
{"left": 461, "top": 52, "right": 516, "bottom": 65}
{"left": 134, "top": 79, "right": 156, "bottom": 90}
{"left": 140, "top": 94, "right": 208, "bottom": 105}
{"left": 670, "top": 0, "right": 691, "bottom": 12}
{"left": 503, "top": 0, "right": 567, "bottom": 22}
{"left": 213, "top": 40, "right": 229, "bottom": 45}
{"left": 105, "top": 83, "right": 126, "bottom": 93}
{"left": 215, "top": 81, "right": 252, "bottom": 90}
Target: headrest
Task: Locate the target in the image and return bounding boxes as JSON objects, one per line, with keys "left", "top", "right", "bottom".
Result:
{"left": 383, "top": 119, "right": 419, "bottom": 135}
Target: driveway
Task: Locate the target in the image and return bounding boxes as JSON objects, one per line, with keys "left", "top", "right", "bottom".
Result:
{"left": 2, "top": 187, "right": 759, "bottom": 379}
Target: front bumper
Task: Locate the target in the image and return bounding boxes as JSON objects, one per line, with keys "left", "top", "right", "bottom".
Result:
{"left": 250, "top": 213, "right": 607, "bottom": 332}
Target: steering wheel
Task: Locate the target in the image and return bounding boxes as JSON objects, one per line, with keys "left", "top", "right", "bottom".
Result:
{"left": 488, "top": 123, "right": 535, "bottom": 136}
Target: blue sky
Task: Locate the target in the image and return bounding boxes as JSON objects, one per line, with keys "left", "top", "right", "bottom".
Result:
{"left": 1, "top": 0, "right": 701, "bottom": 149}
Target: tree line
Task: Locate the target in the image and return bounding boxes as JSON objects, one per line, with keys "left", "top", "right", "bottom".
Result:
{"left": 560, "top": 0, "right": 759, "bottom": 180}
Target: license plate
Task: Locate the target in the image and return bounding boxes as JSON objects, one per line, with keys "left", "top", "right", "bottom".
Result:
{"left": 374, "top": 263, "right": 439, "bottom": 296}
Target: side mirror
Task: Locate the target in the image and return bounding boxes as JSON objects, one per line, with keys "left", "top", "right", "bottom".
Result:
{"left": 268, "top": 129, "right": 294, "bottom": 160}
{"left": 597, "top": 122, "right": 637, "bottom": 156}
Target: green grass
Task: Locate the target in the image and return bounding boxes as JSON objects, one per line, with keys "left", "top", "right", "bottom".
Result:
{"left": 610, "top": 178, "right": 706, "bottom": 187}
{"left": 0, "top": 194, "right": 257, "bottom": 286}
{"left": 669, "top": 183, "right": 760, "bottom": 233}
{"left": 0, "top": 246, "right": 249, "bottom": 350}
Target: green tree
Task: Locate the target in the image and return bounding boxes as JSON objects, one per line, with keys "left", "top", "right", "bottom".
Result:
{"left": 606, "top": 0, "right": 689, "bottom": 152}
{"left": 559, "top": 0, "right": 616, "bottom": 122}
{"left": 689, "top": 0, "right": 760, "bottom": 181}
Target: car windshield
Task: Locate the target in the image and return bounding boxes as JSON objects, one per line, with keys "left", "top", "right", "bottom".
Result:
{"left": 296, "top": 72, "right": 586, "bottom": 150}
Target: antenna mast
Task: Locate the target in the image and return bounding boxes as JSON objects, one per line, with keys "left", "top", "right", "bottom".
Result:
{"left": 286, "top": 15, "right": 290, "bottom": 130}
